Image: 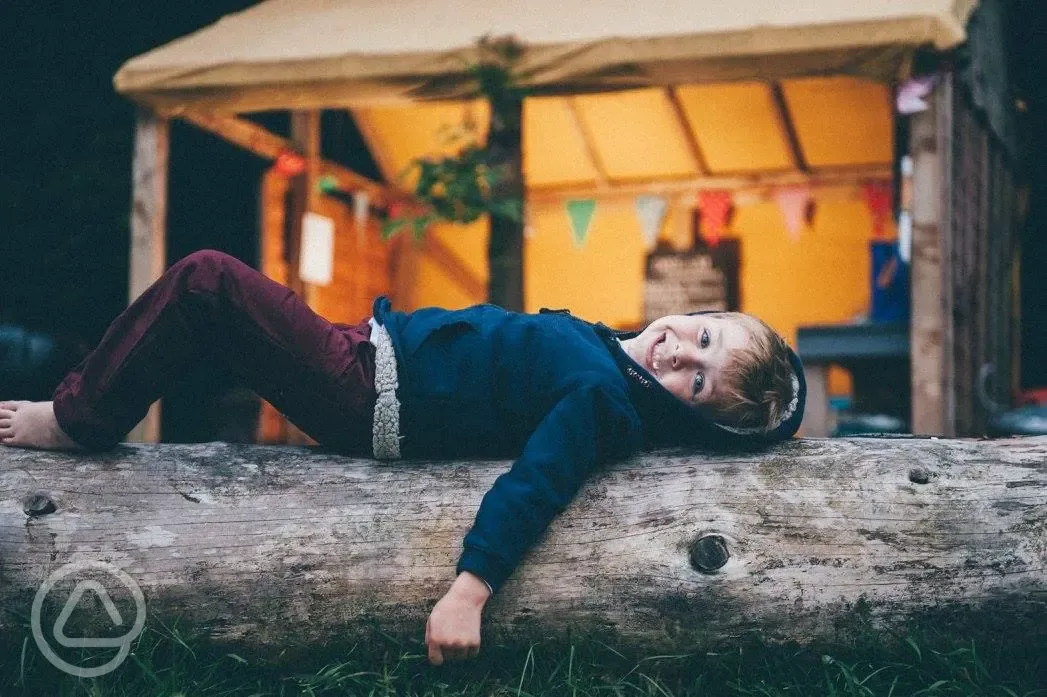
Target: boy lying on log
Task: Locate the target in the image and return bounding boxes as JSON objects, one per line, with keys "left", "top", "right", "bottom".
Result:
{"left": 0, "top": 249, "right": 805, "bottom": 664}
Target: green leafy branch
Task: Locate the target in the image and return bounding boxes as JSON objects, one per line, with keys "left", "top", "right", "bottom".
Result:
{"left": 381, "top": 37, "right": 528, "bottom": 240}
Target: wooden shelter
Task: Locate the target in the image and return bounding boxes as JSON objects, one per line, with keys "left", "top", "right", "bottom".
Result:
{"left": 112, "top": 0, "right": 1020, "bottom": 441}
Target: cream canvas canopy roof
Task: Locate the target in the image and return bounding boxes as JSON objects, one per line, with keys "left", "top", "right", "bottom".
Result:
{"left": 114, "top": 0, "right": 976, "bottom": 114}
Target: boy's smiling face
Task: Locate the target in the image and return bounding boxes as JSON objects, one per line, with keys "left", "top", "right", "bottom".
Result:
{"left": 620, "top": 314, "right": 754, "bottom": 410}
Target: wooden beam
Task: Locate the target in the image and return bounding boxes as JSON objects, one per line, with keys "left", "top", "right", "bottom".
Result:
{"left": 909, "top": 74, "right": 954, "bottom": 436}
{"left": 279, "top": 111, "right": 321, "bottom": 446}
{"left": 286, "top": 111, "right": 320, "bottom": 299}
{"left": 665, "top": 87, "right": 709, "bottom": 175}
{"left": 4, "top": 438, "right": 1046, "bottom": 652}
{"left": 126, "top": 108, "right": 169, "bottom": 444}
{"left": 798, "top": 363, "right": 831, "bottom": 438}
{"left": 769, "top": 82, "right": 810, "bottom": 173}
{"left": 179, "top": 110, "right": 400, "bottom": 207}
{"left": 527, "top": 165, "right": 893, "bottom": 204}
{"left": 565, "top": 97, "right": 611, "bottom": 186}
{"left": 180, "top": 110, "right": 285, "bottom": 159}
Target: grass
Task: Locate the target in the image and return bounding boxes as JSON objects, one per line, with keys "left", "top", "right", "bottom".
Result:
{"left": 2, "top": 621, "right": 1045, "bottom": 697}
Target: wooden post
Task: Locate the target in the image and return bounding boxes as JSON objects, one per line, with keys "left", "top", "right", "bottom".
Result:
{"left": 799, "top": 362, "right": 831, "bottom": 437}
{"left": 126, "top": 108, "right": 169, "bottom": 443}
{"left": 281, "top": 111, "right": 322, "bottom": 444}
{"left": 287, "top": 110, "right": 321, "bottom": 302}
{"left": 487, "top": 95, "right": 525, "bottom": 311}
{"left": 909, "top": 76, "right": 955, "bottom": 436}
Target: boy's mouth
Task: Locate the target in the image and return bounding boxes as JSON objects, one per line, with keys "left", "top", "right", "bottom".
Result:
{"left": 646, "top": 332, "right": 667, "bottom": 377}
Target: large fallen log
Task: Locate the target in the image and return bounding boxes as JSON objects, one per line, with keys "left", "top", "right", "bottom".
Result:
{"left": 1, "top": 438, "right": 1045, "bottom": 653}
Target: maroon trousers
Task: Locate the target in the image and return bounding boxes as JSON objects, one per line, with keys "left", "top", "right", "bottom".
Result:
{"left": 53, "top": 250, "right": 377, "bottom": 453}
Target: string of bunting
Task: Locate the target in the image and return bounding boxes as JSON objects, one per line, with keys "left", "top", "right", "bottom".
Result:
{"left": 631, "top": 180, "right": 890, "bottom": 247}
{"left": 300, "top": 159, "right": 893, "bottom": 249}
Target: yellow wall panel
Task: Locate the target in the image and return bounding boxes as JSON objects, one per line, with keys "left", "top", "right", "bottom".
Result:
{"left": 524, "top": 97, "right": 601, "bottom": 186}
{"left": 781, "top": 77, "right": 893, "bottom": 167}
{"left": 401, "top": 219, "right": 489, "bottom": 311}
{"left": 524, "top": 199, "right": 646, "bottom": 327}
{"left": 356, "top": 100, "right": 491, "bottom": 183}
{"left": 572, "top": 89, "right": 699, "bottom": 181}
{"left": 675, "top": 82, "right": 794, "bottom": 173}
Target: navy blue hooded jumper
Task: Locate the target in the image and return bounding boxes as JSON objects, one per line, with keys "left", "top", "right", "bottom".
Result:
{"left": 372, "top": 296, "right": 807, "bottom": 594}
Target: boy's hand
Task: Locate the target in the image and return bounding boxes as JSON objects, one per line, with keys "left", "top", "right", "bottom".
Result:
{"left": 425, "top": 571, "right": 491, "bottom": 665}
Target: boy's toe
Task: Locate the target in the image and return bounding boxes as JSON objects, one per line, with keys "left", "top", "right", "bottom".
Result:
{"left": 0, "top": 401, "right": 21, "bottom": 410}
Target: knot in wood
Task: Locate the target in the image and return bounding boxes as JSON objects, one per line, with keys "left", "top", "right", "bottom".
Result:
{"left": 23, "top": 492, "right": 57, "bottom": 517}
{"left": 908, "top": 468, "right": 931, "bottom": 485}
{"left": 689, "top": 534, "right": 729, "bottom": 574}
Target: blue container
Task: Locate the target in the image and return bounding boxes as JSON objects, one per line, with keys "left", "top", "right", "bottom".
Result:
{"left": 870, "top": 241, "right": 910, "bottom": 323}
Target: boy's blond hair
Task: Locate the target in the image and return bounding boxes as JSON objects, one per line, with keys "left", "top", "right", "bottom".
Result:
{"left": 705, "top": 312, "right": 795, "bottom": 430}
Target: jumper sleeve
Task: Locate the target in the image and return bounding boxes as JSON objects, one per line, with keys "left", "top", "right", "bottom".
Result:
{"left": 454, "top": 381, "right": 644, "bottom": 594}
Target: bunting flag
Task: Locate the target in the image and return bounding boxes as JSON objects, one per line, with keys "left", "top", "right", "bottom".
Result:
{"left": 697, "top": 190, "right": 733, "bottom": 247}
{"left": 772, "top": 185, "right": 812, "bottom": 241}
{"left": 274, "top": 151, "right": 307, "bottom": 177}
{"left": 317, "top": 175, "right": 339, "bottom": 194}
{"left": 861, "top": 181, "right": 893, "bottom": 239}
{"left": 896, "top": 75, "right": 938, "bottom": 115}
{"left": 353, "top": 191, "right": 371, "bottom": 231}
{"left": 634, "top": 195, "right": 668, "bottom": 249}
{"left": 566, "top": 199, "right": 596, "bottom": 248}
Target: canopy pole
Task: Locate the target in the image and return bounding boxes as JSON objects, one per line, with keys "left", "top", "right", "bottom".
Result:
{"left": 126, "top": 107, "right": 169, "bottom": 444}
{"left": 909, "top": 74, "right": 955, "bottom": 436}
{"left": 287, "top": 111, "right": 321, "bottom": 302}
{"left": 487, "top": 94, "right": 525, "bottom": 311}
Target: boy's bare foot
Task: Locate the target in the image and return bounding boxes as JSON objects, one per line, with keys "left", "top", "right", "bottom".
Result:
{"left": 0, "top": 401, "right": 83, "bottom": 451}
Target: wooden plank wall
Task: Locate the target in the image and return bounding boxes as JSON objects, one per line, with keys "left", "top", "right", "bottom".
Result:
{"left": 949, "top": 84, "right": 1019, "bottom": 434}
{"left": 256, "top": 169, "right": 392, "bottom": 443}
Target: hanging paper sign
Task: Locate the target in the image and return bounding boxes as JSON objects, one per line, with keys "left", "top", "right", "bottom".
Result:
{"left": 861, "top": 181, "right": 893, "bottom": 239}
{"left": 275, "top": 151, "right": 307, "bottom": 177}
{"left": 353, "top": 191, "right": 371, "bottom": 231}
{"left": 566, "top": 199, "right": 596, "bottom": 248}
{"left": 299, "top": 212, "right": 335, "bottom": 286}
{"left": 696, "top": 190, "right": 733, "bottom": 247}
{"left": 772, "top": 185, "right": 812, "bottom": 242}
{"left": 634, "top": 195, "right": 668, "bottom": 250}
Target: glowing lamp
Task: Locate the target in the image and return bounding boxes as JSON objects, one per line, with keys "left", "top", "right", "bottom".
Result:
{"left": 275, "top": 151, "right": 307, "bottom": 177}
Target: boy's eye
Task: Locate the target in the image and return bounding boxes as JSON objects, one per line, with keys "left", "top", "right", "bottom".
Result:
{"left": 693, "top": 372, "right": 705, "bottom": 398}
{"left": 700, "top": 328, "right": 710, "bottom": 348}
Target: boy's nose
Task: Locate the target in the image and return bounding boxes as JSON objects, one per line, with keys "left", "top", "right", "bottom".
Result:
{"left": 672, "top": 342, "right": 700, "bottom": 370}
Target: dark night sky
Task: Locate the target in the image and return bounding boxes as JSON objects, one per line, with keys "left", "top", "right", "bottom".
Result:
{"left": 1, "top": 1, "right": 1045, "bottom": 395}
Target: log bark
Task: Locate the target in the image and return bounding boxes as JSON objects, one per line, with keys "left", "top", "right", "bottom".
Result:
{"left": 1, "top": 437, "right": 1045, "bottom": 652}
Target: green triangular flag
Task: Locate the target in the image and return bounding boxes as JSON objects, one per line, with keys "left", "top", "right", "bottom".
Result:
{"left": 566, "top": 199, "right": 596, "bottom": 248}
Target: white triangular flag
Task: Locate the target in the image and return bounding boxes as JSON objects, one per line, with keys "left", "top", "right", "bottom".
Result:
{"left": 634, "top": 195, "right": 668, "bottom": 249}
{"left": 353, "top": 191, "right": 370, "bottom": 232}
{"left": 772, "top": 185, "right": 812, "bottom": 242}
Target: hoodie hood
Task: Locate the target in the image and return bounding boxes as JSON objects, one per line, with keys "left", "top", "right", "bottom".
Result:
{"left": 591, "top": 315, "right": 807, "bottom": 446}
